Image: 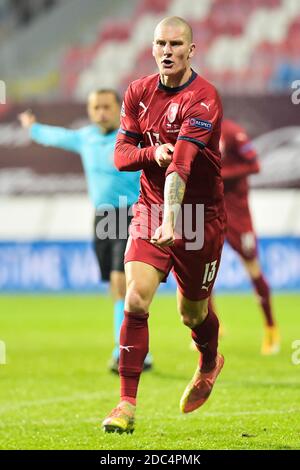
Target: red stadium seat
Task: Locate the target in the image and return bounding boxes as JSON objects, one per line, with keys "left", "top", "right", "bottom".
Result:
{"left": 98, "top": 20, "right": 132, "bottom": 42}
{"left": 60, "top": 45, "right": 97, "bottom": 98}
{"left": 135, "top": 0, "right": 171, "bottom": 17}
{"left": 60, "top": 0, "right": 300, "bottom": 97}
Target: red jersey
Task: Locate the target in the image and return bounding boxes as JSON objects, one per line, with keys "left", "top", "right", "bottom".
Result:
{"left": 115, "top": 70, "right": 224, "bottom": 229}
{"left": 221, "top": 119, "right": 260, "bottom": 206}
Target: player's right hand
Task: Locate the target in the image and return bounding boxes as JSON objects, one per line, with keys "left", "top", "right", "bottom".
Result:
{"left": 18, "top": 110, "right": 36, "bottom": 129}
{"left": 150, "top": 222, "right": 175, "bottom": 247}
{"left": 154, "top": 143, "right": 174, "bottom": 168}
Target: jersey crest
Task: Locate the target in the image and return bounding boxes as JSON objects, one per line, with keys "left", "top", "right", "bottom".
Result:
{"left": 167, "top": 103, "right": 179, "bottom": 123}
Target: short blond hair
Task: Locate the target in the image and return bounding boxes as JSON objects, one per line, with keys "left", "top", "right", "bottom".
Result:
{"left": 154, "top": 16, "right": 193, "bottom": 43}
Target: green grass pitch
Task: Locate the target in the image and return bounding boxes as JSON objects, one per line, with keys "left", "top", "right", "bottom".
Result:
{"left": 0, "top": 293, "right": 299, "bottom": 450}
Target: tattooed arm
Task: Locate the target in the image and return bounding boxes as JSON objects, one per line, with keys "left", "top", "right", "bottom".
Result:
{"left": 150, "top": 171, "right": 186, "bottom": 247}
{"left": 150, "top": 139, "right": 199, "bottom": 247}
{"left": 163, "top": 171, "right": 186, "bottom": 228}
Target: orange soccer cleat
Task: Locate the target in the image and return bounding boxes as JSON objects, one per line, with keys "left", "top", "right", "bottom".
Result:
{"left": 180, "top": 353, "right": 224, "bottom": 413}
{"left": 102, "top": 401, "right": 135, "bottom": 434}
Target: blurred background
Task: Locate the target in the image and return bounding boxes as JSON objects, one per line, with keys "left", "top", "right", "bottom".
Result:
{"left": 0, "top": 0, "right": 300, "bottom": 293}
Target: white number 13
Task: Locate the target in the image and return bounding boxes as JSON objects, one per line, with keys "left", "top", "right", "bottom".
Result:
{"left": 202, "top": 260, "right": 218, "bottom": 285}
{"left": 146, "top": 131, "right": 161, "bottom": 147}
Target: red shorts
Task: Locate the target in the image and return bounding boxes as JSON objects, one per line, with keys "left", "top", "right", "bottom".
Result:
{"left": 124, "top": 216, "right": 225, "bottom": 301}
{"left": 226, "top": 206, "right": 258, "bottom": 260}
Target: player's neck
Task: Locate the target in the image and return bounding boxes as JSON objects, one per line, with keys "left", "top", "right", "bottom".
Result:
{"left": 160, "top": 67, "right": 192, "bottom": 89}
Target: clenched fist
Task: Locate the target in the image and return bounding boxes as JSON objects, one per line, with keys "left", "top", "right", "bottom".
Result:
{"left": 154, "top": 143, "right": 174, "bottom": 168}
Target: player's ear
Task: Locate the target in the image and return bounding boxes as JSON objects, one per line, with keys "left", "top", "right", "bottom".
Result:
{"left": 187, "top": 43, "right": 196, "bottom": 60}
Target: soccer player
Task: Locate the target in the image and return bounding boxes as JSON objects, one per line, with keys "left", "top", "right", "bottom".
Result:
{"left": 18, "top": 89, "right": 153, "bottom": 372}
{"left": 215, "top": 118, "right": 280, "bottom": 354}
{"left": 102, "top": 16, "right": 226, "bottom": 434}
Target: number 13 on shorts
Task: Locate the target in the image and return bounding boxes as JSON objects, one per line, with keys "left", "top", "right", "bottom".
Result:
{"left": 202, "top": 260, "right": 218, "bottom": 286}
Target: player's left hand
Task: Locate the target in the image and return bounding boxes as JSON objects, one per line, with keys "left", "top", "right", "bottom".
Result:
{"left": 150, "top": 223, "right": 175, "bottom": 247}
{"left": 154, "top": 143, "right": 174, "bottom": 168}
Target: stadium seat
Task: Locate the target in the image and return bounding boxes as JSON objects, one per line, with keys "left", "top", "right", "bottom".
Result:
{"left": 63, "top": 0, "right": 300, "bottom": 98}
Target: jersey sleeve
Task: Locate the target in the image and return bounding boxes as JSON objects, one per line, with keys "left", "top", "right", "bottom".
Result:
{"left": 165, "top": 140, "right": 199, "bottom": 183}
{"left": 177, "top": 90, "right": 222, "bottom": 150}
{"left": 30, "top": 123, "right": 81, "bottom": 154}
{"left": 118, "top": 83, "right": 143, "bottom": 143}
{"left": 114, "top": 83, "right": 156, "bottom": 171}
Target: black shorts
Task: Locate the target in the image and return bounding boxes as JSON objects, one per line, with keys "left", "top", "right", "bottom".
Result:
{"left": 93, "top": 207, "right": 132, "bottom": 281}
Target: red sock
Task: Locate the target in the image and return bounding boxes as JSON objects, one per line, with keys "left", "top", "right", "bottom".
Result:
{"left": 252, "top": 275, "right": 275, "bottom": 327}
{"left": 119, "top": 311, "right": 149, "bottom": 404}
{"left": 191, "top": 308, "right": 219, "bottom": 372}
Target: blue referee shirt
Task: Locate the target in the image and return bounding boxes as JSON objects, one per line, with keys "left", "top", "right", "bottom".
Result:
{"left": 30, "top": 123, "right": 140, "bottom": 209}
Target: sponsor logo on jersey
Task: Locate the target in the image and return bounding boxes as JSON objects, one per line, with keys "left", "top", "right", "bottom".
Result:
{"left": 139, "top": 101, "right": 148, "bottom": 114}
{"left": 201, "top": 283, "right": 211, "bottom": 291}
{"left": 167, "top": 103, "right": 179, "bottom": 123}
{"left": 200, "top": 102, "right": 211, "bottom": 111}
{"left": 189, "top": 118, "right": 212, "bottom": 130}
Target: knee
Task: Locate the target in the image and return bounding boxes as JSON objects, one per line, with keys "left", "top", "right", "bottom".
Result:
{"left": 179, "top": 305, "right": 207, "bottom": 329}
{"left": 180, "top": 313, "right": 200, "bottom": 329}
{"left": 125, "top": 283, "right": 149, "bottom": 313}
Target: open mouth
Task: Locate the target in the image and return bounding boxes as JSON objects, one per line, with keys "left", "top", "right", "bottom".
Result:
{"left": 161, "top": 59, "right": 174, "bottom": 67}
